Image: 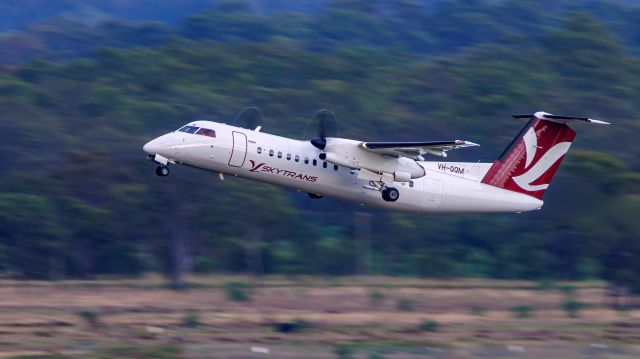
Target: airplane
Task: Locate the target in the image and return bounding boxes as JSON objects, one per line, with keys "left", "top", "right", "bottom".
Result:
{"left": 143, "top": 108, "right": 608, "bottom": 213}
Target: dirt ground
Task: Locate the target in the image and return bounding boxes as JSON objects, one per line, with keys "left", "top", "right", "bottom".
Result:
{"left": 0, "top": 276, "right": 638, "bottom": 358}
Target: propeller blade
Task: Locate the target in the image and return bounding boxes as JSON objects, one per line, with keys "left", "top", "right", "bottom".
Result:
{"left": 233, "top": 106, "right": 263, "bottom": 130}
{"left": 304, "top": 109, "right": 338, "bottom": 150}
{"left": 304, "top": 109, "right": 337, "bottom": 139}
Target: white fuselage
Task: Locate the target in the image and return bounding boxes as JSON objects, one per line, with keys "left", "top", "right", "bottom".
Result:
{"left": 143, "top": 121, "right": 543, "bottom": 213}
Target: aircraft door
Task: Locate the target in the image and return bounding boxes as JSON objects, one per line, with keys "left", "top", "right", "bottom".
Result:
{"left": 228, "top": 131, "right": 248, "bottom": 167}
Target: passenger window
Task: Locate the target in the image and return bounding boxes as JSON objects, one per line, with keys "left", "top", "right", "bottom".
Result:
{"left": 286, "top": 153, "right": 291, "bottom": 160}
{"left": 257, "top": 147, "right": 262, "bottom": 154}
{"left": 313, "top": 159, "right": 317, "bottom": 166}
{"left": 409, "top": 181, "right": 414, "bottom": 188}
{"left": 304, "top": 157, "right": 309, "bottom": 164}
{"left": 269, "top": 150, "right": 274, "bottom": 157}
{"left": 334, "top": 164, "right": 338, "bottom": 171}
{"left": 277, "top": 151, "right": 282, "bottom": 159}
{"left": 323, "top": 162, "right": 327, "bottom": 168}
{"left": 295, "top": 155, "right": 300, "bottom": 162}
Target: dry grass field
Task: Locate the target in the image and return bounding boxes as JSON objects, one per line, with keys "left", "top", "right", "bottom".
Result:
{"left": 0, "top": 276, "right": 638, "bottom": 358}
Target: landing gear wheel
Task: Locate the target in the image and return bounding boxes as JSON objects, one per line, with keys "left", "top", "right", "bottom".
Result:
{"left": 308, "top": 193, "right": 323, "bottom": 199}
{"left": 381, "top": 188, "right": 389, "bottom": 201}
{"left": 156, "top": 165, "right": 169, "bottom": 177}
{"left": 382, "top": 187, "right": 399, "bottom": 202}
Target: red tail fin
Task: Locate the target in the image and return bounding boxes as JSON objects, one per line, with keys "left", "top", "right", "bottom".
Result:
{"left": 481, "top": 114, "right": 576, "bottom": 199}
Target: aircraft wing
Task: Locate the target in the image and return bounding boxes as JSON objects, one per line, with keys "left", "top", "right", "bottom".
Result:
{"left": 359, "top": 140, "right": 479, "bottom": 159}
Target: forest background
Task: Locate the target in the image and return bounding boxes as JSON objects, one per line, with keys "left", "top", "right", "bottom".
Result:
{"left": 0, "top": 0, "right": 639, "bottom": 292}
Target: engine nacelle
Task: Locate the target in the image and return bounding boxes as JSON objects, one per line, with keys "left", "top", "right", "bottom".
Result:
{"left": 393, "top": 171, "right": 411, "bottom": 182}
{"left": 323, "top": 138, "right": 426, "bottom": 180}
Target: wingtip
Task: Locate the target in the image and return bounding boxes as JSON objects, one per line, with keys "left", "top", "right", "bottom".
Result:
{"left": 588, "top": 119, "right": 611, "bottom": 125}
{"left": 456, "top": 140, "right": 480, "bottom": 147}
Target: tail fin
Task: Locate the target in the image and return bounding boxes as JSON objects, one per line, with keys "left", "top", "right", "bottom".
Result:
{"left": 481, "top": 111, "right": 609, "bottom": 199}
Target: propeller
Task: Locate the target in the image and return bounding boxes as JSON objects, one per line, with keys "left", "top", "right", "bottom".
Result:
{"left": 233, "top": 106, "right": 263, "bottom": 130}
{"left": 304, "top": 109, "right": 337, "bottom": 150}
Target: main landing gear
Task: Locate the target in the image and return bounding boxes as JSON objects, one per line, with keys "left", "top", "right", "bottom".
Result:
{"left": 155, "top": 165, "right": 169, "bottom": 177}
{"left": 365, "top": 181, "right": 400, "bottom": 202}
{"left": 381, "top": 186, "right": 400, "bottom": 202}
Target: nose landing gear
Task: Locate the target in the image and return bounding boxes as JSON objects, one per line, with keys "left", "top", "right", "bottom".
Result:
{"left": 155, "top": 165, "right": 170, "bottom": 177}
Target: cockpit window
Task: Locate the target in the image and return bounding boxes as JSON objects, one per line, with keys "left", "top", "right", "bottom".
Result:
{"left": 196, "top": 128, "right": 216, "bottom": 137}
{"left": 179, "top": 125, "right": 199, "bottom": 134}
{"left": 178, "top": 125, "right": 216, "bottom": 138}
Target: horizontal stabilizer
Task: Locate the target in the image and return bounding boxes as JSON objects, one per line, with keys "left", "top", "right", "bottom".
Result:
{"left": 513, "top": 111, "right": 610, "bottom": 125}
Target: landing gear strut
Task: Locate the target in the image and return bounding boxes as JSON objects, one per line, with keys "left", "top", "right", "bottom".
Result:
{"left": 382, "top": 187, "right": 400, "bottom": 202}
{"left": 155, "top": 165, "right": 169, "bottom": 177}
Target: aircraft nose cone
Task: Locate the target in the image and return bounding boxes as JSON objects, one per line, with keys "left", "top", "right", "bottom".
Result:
{"left": 144, "top": 133, "right": 177, "bottom": 157}
{"left": 143, "top": 141, "right": 152, "bottom": 155}
{"left": 143, "top": 139, "right": 159, "bottom": 155}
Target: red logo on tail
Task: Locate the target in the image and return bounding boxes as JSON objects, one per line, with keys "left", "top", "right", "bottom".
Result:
{"left": 481, "top": 118, "right": 575, "bottom": 199}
